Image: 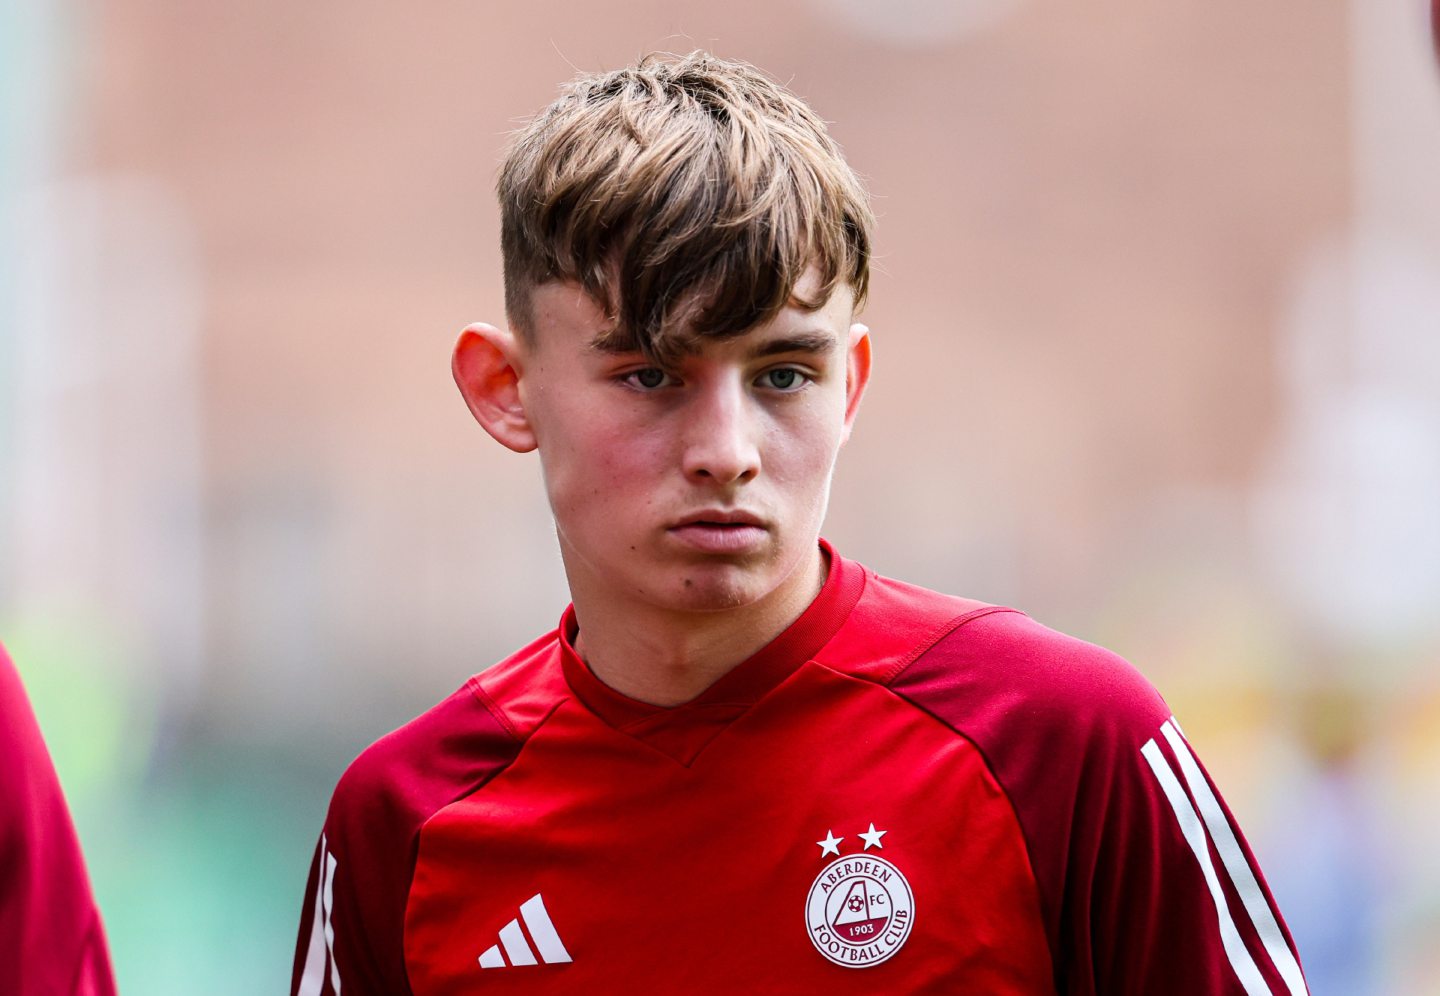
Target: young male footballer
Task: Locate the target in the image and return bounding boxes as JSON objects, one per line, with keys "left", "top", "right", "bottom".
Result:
{"left": 292, "top": 53, "right": 1307, "bottom": 995}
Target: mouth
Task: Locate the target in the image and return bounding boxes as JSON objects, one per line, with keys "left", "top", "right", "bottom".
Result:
{"left": 667, "top": 510, "right": 769, "bottom": 554}
{"left": 671, "top": 509, "right": 766, "bottom": 529}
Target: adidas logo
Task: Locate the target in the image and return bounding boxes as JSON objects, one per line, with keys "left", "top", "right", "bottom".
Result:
{"left": 478, "top": 893, "right": 573, "bottom": 969}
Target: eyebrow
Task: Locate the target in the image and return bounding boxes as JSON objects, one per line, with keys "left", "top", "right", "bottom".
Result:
{"left": 586, "top": 329, "right": 839, "bottom": 359}
{"left": 747, "top": 331, "right": 837, "bottom": 359}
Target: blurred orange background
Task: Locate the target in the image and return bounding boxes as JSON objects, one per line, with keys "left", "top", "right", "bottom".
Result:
{"left": 3, "top": 1, "right": 1438, "bottom": 991}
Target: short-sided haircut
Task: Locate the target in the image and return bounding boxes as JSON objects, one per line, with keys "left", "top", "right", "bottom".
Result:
{"left": 498, "top": 52, "right": 874, "bottom": 362}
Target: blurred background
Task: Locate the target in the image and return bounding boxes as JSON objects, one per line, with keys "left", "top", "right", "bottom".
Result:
{"left": 2, "top": 0, "right": 1438, "bottom": 991}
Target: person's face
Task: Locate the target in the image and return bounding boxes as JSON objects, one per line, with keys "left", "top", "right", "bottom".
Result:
{"left": 455, "top": 269, "right": 871, "bottom": 616}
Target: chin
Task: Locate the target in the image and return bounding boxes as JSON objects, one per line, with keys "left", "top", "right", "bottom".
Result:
{"left": 654, "top": 559, "right": 775, "bottom": 614}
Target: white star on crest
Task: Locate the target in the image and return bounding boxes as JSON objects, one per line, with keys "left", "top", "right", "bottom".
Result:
{"left": 859, "top": 822, "right": 887, "bottom": 850}
{"left": 817, "top": 830, "right": 843, "bottom": 857}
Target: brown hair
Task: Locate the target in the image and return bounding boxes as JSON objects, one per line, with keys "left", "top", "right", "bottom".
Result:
{"left": 498, "top": 52, "right": 873, "bottom": 362}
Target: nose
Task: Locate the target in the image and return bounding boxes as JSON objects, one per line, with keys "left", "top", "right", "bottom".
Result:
{"left": 681, "top": 374, "right": 761, "bottom": 486}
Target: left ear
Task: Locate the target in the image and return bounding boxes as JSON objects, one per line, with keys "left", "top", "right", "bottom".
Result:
{"left": 840, "top": 323, "right": 873, "bottom": 444}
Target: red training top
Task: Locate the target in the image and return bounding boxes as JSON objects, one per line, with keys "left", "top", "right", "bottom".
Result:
{"left": 0, "top": 644, "right": 117, "bottom": 996}
{"left": 292, "top": 543, "right": 1307, "bottom": 994}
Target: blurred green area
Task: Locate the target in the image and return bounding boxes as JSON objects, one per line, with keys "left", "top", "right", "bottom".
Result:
{"left": 7, "top": 618, "right": 356, "bottom": 995}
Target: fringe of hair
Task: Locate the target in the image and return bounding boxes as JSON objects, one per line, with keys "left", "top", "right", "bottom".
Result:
{"left": 498, "top": 51, "right": 873, "bottom": 361}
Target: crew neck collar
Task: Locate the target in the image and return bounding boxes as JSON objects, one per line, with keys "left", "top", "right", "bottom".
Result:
{"left": 558, "top": 538, "right": 866, "bottom": 732}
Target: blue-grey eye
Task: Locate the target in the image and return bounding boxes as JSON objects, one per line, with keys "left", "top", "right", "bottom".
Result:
{"left": 762, "top": 368, "right": 804, "bottom": 390}
{"left": 633, "top": 368, "right": 667, "bottom": 389}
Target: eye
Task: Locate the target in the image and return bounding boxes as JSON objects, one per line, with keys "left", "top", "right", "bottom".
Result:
{"left": 621, "top": 367, "right": 675, "bottom": 391}
{"left": 757, "top": 367, "right": 810, "bottom": 392}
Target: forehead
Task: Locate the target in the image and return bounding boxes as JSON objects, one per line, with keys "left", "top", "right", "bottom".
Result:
{"left": 526, "top": 273, "right": 854, "bottom": 359}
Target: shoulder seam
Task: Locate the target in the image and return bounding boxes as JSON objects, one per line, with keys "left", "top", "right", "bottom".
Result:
{"left": 881, "top": 605, "right": 1022, "bottom": 686}
{"left": 466, "top": 676, "right": 522, "bottom": 742}
{"left": 872, "top": 675, "right": 1060, "bottom": 985}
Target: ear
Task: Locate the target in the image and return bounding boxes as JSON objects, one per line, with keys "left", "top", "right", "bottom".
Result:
{"left": 452, "top": 323, "right": 537, "bottom": 453}
{"left": 840, "top": 323, "right": 872, "bottom": 445}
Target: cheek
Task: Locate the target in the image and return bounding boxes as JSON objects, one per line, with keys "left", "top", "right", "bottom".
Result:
{"left": 542, "top": 410, "right": 665, "bottom": 524}
{"left": 766, "top": 404, "right": 847, "bottom": 502}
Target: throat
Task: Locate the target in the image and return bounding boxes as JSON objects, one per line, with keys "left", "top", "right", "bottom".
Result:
{"left": 569, "top": 550, "right": 827, "bottom": 707}
{"left": 572, "top": 615, "right": 764, "bottom": 706}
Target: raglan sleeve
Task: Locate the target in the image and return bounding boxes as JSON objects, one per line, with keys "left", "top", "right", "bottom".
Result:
{"left": 1069, "top": 701, "right": 1310, "bottom": 995}
{"left": 288, "top": 678, "right": 526, "bottom": 996}
{"left": 290, "top": 769, "right": 413, "bottom": 996}
{"left": 891, "top": 611, "right": 1309, "bottom": 995}
{"left": 291, "top": 831, "right": 342, "bottom": 996}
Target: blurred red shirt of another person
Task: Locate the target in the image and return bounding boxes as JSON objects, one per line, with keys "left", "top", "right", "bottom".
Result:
{"left": 0, "top": 643, "right": 117, "bottom": 996}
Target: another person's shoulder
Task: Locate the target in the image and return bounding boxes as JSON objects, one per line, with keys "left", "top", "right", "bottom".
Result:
{"left": 0, "top": 642, "right": 33, "bottom": 736}
{"left": 0, "top": 642, "right": 119, "bottom": 996}
{"left": 325, "top": 628, "right": 571, "bottom": 835}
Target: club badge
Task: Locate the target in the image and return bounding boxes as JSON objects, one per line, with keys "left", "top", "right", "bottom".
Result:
{"left": 805, "top": 823, "right": 914, "bottom": 968}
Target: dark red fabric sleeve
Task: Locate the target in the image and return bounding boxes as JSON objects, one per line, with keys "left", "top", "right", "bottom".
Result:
{"left": 890, "top": 610, "right": 1308, "bottom": 996}
{"left": 290, "top": 678, "right": 526, "bottom": 996}
{"left": 0, "top": 643, "right": 117, "bottom": 996}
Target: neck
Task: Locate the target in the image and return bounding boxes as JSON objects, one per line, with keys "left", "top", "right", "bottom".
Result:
{"left": 566, "top": 546, "right": 827, "bottom": 707}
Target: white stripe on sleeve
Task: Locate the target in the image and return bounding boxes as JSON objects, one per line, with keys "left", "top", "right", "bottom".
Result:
{"left": 1161, "top": 720, "right": 1308, "bottom": 995}
{"left": 297, "top": 846, "right": 329, "bottom": 996}
{"left": 1141, "top": 738, "right": 1274, "bottom": 996}
{"left": 321, "top": 846, "right": 342, "bottom": 993}
{"left": 298, "top": 835, "right": 337, "bottom": 996}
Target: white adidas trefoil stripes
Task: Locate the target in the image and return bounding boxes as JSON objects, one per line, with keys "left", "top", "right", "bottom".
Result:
{"left": 1141, "top": 717, "right": 1309, "bottom": 996}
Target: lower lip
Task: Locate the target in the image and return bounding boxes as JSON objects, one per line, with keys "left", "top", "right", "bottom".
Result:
{"left": 668, "top": 523, "right": 768, "bottom": 554}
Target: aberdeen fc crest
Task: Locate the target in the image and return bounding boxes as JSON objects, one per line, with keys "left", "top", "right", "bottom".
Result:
{"left": 806, "top": 823, "right": 914, "bottom": 968}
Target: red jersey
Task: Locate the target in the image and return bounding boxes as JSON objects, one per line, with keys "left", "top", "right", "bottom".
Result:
{"left": 291, "top": 544, "right": 1306, "bottom": 994}
{"left": 0, "top": 645, "right": 117, "bottom": 996}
